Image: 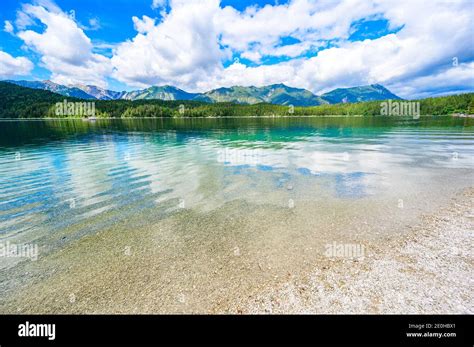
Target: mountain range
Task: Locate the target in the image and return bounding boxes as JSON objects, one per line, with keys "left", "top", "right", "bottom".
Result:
{"left": 4, "top": 80, "right": 401, "bottom": 106}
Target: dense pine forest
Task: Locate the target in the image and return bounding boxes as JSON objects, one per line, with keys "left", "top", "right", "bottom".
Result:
{"left": 0, "top": 81, "right": 472, "bottom": 119}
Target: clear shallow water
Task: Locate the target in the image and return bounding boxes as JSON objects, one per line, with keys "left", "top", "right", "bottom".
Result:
{"left": 0, "top": 117, "right": 473, "bottom": 250}
{"left": 0, "top": 116, "right": 473, "bottom": 312}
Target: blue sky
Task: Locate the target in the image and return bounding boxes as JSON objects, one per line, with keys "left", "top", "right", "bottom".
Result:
{"left": 0, "top": 0, "right": 473, "bottom": 98}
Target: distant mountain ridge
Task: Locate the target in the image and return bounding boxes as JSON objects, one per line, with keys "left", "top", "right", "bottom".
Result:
{"left": 320, "top": 84, "right": 401, "bottom": 103}
{"left": 4, "top": 80, "right": 401, "bottom": 106}
{"left": 1, "top": 81, "right": 471, "bottom": 119}
{"left": 120, "top": 85, "right": 210, "bottom": 102}
{"left": 202, "top": 84, "right": 328, "bottom": 106}
{"left": 7, "top": 80, "right": 96, "bottom": 100}
{"left": 70, "top": 84, "right": 125, "bottom": 100}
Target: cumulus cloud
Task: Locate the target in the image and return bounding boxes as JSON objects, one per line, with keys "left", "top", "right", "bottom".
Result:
{"left": 15, "top": 0, "right": 112, "bottom": 87}
{"left": 216, "top": 0, "right": 378, "bottom": 54}
{"left": 3, "top": 0, "right": 473, "bottom": 97}
{"left": 109, "top": 0, "right": 474, "bottom": 97}
{"left": 211, "top": 0, "right": 474, "bottom": 97}
{"left": 112, "top": 0, "right": 225, "bottom": 89}
{"left": 0, "top": 50, "right": 33, "bottom": 78}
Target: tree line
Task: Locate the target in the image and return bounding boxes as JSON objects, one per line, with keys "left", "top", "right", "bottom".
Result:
{"left": 0, "top": 81, "right": 472, "bottom": 119}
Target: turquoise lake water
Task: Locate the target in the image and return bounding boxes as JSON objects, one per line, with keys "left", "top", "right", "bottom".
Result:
{"left": 1, "top": 116, "right": 473, "bottom": 248}
{"left": 0, "top": 116, "right": 473, "bottom": 312}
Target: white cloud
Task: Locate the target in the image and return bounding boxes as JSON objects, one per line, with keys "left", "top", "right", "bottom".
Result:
{"left": 131, "top": 15, "right": 156, "bottom": 34}
{"left": 3, "top": 0, "right": 473, "bottom": 97}
{"left": 0, "top": 50, "right": 33, "bottom": 78}
{"left": 151, "top": 0, "right": 167, "bottom": 10}
{"left": 240, "top": 50, "right": 262, "bottom": 63}
{"left": 388, "top": 62, "right": 474, "bottom": 99}
{"left": 109, "top": 0, "right": 474, "bottom": 97}
{"left": 15, "top": 10, "right": 36, "bottom": 29}
{"left": 86, "top": 17, "right": 101, "bottom": 31}
{"left": 195, "top": 61, "right": 295, "bottom": 91}
{"left": 216, "top": 0, "right": 378, "bottom": 53}
{"left": 4, "top": 20, "right": 14, "bottom": 34}
{"left": 112, "top": 0, "right": 225, "bottom": 89}
{"left": 15, "top": 1, "right": 112, "bottom": 87}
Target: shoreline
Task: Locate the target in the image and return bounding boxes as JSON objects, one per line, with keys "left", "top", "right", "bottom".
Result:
{"left": 239, "top": 187, "right": 474, "bottom": 314}
{"left": 0, "top": 114, "right": 469, "bottom": 121}
{"left": 1, "top": 187, "right": 472, "bottom": 314}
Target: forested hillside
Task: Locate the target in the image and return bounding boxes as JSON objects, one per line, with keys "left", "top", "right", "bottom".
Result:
{"left": 0, "top": 82, "right": 472, "bottom": 119}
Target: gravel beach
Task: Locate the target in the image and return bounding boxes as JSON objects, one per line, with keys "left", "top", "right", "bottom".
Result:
{"left": 0, "top": 187, "right": 472, "bottom": 314}
{"left": 241, "top": 188, "right": 474, "bottom": 314}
